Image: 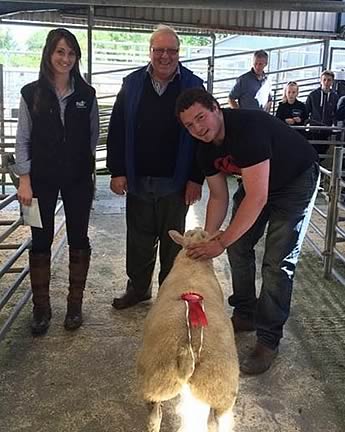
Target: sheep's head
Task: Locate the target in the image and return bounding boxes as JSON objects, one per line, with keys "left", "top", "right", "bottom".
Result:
{"left": 169, "top": 228, "right": 217, "bottom": 248}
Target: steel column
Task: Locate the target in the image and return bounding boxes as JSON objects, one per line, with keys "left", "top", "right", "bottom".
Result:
{"left": 323, "top": 145, "right": 344, "bottom": 279}
{"left": 87, "top": 5, "right": 94, "bottom": 84}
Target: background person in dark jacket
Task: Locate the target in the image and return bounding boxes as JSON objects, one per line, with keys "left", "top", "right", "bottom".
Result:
{"left": 106, "top": 25, "right": 204, "bottom": 310}
{"left": 15, "top": 28, "right": 99, "bottom": 335}
{"left": 305, "top": 70, "right": 339, "bottom": 157}
{"left": 275, "top": 81, "right": 307, "bottom": 131}
{"left": 336, "top": 95, "right": 345, "bottom": 125}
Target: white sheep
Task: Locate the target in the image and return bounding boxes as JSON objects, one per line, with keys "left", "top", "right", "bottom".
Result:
{"left": 137, "top": 228, "right": 239, "bottom": 432}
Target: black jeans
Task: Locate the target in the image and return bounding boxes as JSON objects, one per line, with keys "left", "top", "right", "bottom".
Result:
{"left": 227, "top": 162, "right": 320, "bottom": 348}
{"left": 30, "top": 176, "right": 94, "bottom": 254}
{"left": 126, "top": 188, "right": 188, "bottom": 297}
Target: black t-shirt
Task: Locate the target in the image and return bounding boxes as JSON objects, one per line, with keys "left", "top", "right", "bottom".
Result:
{"left": 198, "top": 108, "right": 318, "bottom": 192}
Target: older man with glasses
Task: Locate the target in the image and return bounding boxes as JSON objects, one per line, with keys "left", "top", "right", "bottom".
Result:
{"left": 106, "top": 24, "right": 204, "bottom": 309}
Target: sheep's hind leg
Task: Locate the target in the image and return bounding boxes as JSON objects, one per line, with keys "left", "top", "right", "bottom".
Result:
{"left": 146, "top": 401, "right": 162, "bottom": 432}
{"left": 214, "top": 408, "right": 234, "bottom": 432}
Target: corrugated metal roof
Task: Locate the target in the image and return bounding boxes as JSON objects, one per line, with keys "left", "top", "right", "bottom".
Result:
{"left": 0, "top": 2, "right": 342, "bottom": 38}
{"left": 0, "top": 2, "right": 79, "bottom": 16}
{"left": 89, "top": 7, "right": 339, "bottom": 35}
{"left": 2, "top": 1, "right": 345, "bottom": 14}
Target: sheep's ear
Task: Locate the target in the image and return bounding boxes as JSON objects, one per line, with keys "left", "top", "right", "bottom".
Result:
{"left": 169, "top": 230, "right": 185, "bottom": 246}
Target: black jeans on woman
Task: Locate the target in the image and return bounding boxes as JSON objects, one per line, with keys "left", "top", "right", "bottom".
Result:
{"left": 30, "top": 176, "right": 94, "bottom": 254}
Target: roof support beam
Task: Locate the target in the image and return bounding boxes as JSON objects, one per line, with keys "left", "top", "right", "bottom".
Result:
{"left": 4, "top": 0, "right": 345, "bottom": 13}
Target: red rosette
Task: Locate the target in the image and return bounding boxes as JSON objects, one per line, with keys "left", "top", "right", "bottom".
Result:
{"left": 181, "top": 292, "right": 208, "bottom": 328}
{"left": 181, "top": 292, "right": 204, "bottom": 302}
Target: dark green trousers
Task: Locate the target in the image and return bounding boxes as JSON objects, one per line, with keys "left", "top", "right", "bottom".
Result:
{"left": 125, "top": 190, "right": 188, "bottom": 298}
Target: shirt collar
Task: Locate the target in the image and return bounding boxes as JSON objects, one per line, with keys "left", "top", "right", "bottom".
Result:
{"left": 52, "top": 77, "right": 75, "bottom": 100}
{"left": 250, "top": 67, "right": 266, "bottom": 81}
{"left": 146, "top": 62, "right": 181, "bottom": 82}
{"left": 146, "top": 63, "right": 181, "bottom": 96}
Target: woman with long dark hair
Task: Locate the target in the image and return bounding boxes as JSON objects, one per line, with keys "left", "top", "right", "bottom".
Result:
{"left": 15, "top": 28, "right": 99, "bottom": 335}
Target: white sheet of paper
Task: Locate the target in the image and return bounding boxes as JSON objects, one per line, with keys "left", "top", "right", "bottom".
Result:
{"left": 22, "top": 198, "right": 43, "bottom": 228}
{"left": 255, "top": 79, "right": 271, "bottom": 108}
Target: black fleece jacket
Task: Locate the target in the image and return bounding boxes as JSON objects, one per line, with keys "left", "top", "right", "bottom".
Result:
{"left": 305, "top": 87, "right": 339, "bottom": 126}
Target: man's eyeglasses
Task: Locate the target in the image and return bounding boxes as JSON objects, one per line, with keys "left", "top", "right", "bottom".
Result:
{"left": 151, "top": 47, "right": 179, "bottom": 56}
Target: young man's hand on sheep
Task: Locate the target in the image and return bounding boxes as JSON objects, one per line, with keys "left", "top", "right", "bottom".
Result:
{"left": 186, "top": 234, "right": 226, "bottom": 260}
{"left": 185, "top": 230, "right": 227, "bottom": 260}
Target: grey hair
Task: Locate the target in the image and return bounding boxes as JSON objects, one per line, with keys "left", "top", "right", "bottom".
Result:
{"left": 253, "top": 50, "right": 268, "bottom": 61}
{"left": 150, "top": 24, "right": 180, "bottom": 48}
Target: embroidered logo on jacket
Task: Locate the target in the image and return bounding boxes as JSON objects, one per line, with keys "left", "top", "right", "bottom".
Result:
{"left": 76, "top": 100, "right": 87, "bottom": 109}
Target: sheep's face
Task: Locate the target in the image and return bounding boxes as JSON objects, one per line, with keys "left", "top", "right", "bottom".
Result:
{"left": 169, "top": 228, "right": 212, "bottom": 248}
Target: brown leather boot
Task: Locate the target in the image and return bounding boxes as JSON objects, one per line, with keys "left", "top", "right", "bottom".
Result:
{"left": 29, "top": 251, "right": 51, "bottom": 336}
{"left": 64, "top": 248, "right": 91, "bottom": 330}
{"left": 231, "top": 313, "right": 255, "bottom": 333}
{"left": 240, "top": 342, "right": 278, "bottom": 375}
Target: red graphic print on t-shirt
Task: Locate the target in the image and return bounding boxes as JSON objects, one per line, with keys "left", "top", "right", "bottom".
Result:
{"left": 214, "top": 155, "right": 242, "bottom": 175}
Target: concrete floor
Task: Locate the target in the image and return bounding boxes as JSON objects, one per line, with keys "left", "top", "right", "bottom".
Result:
{"left": 0, "top": 176, "right": 345, "bottom": 432}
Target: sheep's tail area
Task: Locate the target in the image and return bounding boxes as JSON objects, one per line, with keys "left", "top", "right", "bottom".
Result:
{"left": 176, "top": 346, "right": 195, "bottom": 382}
{"left": 177, "top": 292, "right": 207, "bottom": 383}
{"left": 176, "top": 384, "right": 210, "bottom": 432}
